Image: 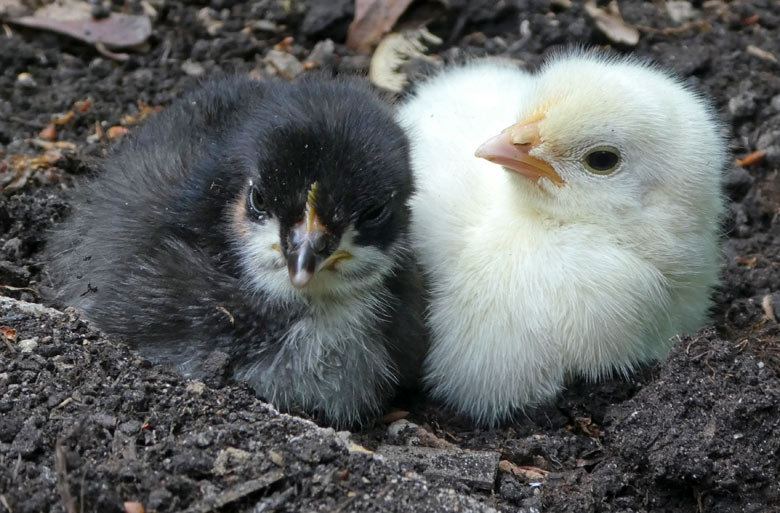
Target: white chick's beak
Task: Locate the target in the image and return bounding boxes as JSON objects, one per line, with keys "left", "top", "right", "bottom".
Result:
{"left": 475, "top": 120, "right": 564, "bottom": 185}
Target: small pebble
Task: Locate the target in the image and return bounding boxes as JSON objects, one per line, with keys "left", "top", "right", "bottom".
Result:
{"left": 19, "top": 338, "right": 39, "bottom": 353}
{"left": 16, "top": 72, "right": 37, "bottom": 89}
{"left": 182, "top": 59, "right": 206, "bottom": 77}
{"left": 264, "top": 50, "right": 304, "bottom": 78}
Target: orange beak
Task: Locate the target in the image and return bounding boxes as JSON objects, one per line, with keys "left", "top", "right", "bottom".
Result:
{"left": 475, "top": 120, "right": 564, "bottom": 185}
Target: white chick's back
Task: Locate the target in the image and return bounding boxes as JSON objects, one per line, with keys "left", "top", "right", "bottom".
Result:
{"left": 399, "top": 56, "right": 724, "bottom": 425}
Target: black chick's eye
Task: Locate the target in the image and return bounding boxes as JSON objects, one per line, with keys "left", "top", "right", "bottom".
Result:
{"left": 583, "top": 147, "right": 621, "bottom": 175}
{"left": 247, "top": 184, "right": 267, "bottom": 221}
{"left": 359, "top": 201, "right": 390, "bottom": 227}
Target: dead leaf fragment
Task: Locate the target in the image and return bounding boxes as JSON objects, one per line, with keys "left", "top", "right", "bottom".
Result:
{"left": 346, "top": 0, "right": 415, "bottom": 53}
{"left": 123, "top": 502, "right": 145, "bottom": 513}
{"left": 53, "top": 110, "right": 75, "bottom": 126}
{"left": 74, "top": 98, "right": 92, "bottom": 113}
{"left": 499, "top": 460, "right": 549, "bottom": 482}
{"left": 39, "top": 123, "right": 57, "bottom": 141}
{"left": 1, "top": 326, "right": 18, "bottom": 343}
{"left": 1, "top": 149, "right": 63, "bottom": 190}
{"left": 369, "top": 28, "right": 441, "bottom": 92}
{"left": 107, "top": 126, "right": 129, "bottom": 139}
{"left": 746, "top": 45, "right": 778, "bottom": 64}
{"left": 575, "top": 416, "right": 604, "bottom": 438}
{"left": 735, "top": 256, "right": 757, "bottom": 268}
{"left": 376, "top": 410, "right": 409, "bottom": 424}
{"left": 584, "top": 0, "right": 639, "bottom": 46}
{"left": 741, "top": 14, "right": 760, "bottom": 26}
{"left": 216, "top": 306, "right": 235, "bottom": 325}
{"left": 273, "top": 36, "right": 294, "bottom": 52}
{"left": 736, "top": 149, "right": 766, "bottom": 167}
{"left": 761, "top": 295, "right": 776, "bottom": 323}
{"left": 9, "top": 1, "right": 151, "bottom": 56}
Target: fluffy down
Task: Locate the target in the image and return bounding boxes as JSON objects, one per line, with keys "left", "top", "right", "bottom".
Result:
{"left": 45, "top": 76, "right": 427, "bottom": 428}
{"left": 398, "top": 51, "right": 725, "bottom": 425}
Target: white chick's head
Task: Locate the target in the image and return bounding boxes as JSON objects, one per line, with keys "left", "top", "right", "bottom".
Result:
{"left": 476, "top": 51, "right": 726, "bottom": 234}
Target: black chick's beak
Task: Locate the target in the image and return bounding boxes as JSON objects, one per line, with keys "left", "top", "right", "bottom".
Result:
{"left": 286, "top": 214, "right": 331, "bottom": 289}
{"left": 285, "top": 182, "right": 353, "bottom": 289}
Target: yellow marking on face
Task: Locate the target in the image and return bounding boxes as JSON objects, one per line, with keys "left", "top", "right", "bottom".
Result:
{"left": 304, "top": 182, "right": 327, "bottom": 234}
{"left": 323, "top": 250, "right": 353, "bottom": 271}
{"left": 271, "top": 243, "right": 282, "bottom": 253}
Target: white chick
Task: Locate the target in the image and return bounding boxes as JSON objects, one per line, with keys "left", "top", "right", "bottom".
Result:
{"left": 398, "top": 51, "right": 726, "bottom": 425}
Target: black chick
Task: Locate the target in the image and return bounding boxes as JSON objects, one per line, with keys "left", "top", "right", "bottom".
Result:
{"left": 44, "top": 76, "right": 427, "bottom": 427}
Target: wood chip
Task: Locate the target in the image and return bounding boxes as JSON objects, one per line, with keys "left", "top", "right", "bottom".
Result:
{"left": 53, "top": 110, "right": 75, "bottom": 125}
{"left": 761, "top": 295, "right": 776, "bottom": 323}
{"left": 216, "top": 306, "right": 235, "bottom": 325}
{"left": 123, "top": 502, "right": 145, "bottom": 513}
{"left": 183, "top": 471, "right": 285, "bottom": 513}
{"left": 584, "top": 0, "right": 639, "bottom": 46}
{"left": 346, "top": 0, "right": 414, "bottom": 53}
{"left": 376, "top": 410, "right": 409, "bottom": 424}
{"left": 108, "top": 126, "right": 130, "bottom": 139}
{"left": 39, "top": 123, "right": 57, "bottom": 141}
{"left": 736, "top": 149, "right": 766, "bottom": 167}
{"left": 498, "top": 460, "right": 549, "bottom": 482}
{"left": 746, "top": 45, "right": 778, "bottom": 64}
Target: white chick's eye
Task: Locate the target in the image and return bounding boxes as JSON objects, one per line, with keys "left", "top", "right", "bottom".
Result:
{"left": 583, "top": 147, "right": 621, "bottom": 175}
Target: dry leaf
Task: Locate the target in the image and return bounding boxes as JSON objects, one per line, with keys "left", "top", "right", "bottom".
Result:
{"left": 346, "top": 0, "right": 414, "bottom": 53}
{"left": 584, "top": 0, "right": 639, "bottom": 46}
{"left": 1, "top": 150, "right": 63, "bottom": 190}
{"left": 10, "top": 0, "right": 151, "bottom": 50}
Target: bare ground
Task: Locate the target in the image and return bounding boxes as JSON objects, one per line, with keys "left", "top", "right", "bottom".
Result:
{"left": 1, "top": 1, "right": 779, "bottom": 512}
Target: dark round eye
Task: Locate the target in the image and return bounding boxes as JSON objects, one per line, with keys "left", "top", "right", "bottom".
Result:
{"left": 584, "top": 147, "right": 621, "bottom": 175}
{"left": 247, "top": 184, "right": 266, "bottom": 217}
{"left": 359, "top": 202, "right": 390, "bottom": 226}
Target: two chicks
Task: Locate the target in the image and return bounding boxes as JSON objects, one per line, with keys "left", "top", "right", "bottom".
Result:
{"left": 46, "top": 51, "right": 726, "bottom": 427}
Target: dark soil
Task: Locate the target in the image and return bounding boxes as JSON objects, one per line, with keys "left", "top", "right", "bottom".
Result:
{"left": 1, "top": 1, "right": 779, "bottom": 512}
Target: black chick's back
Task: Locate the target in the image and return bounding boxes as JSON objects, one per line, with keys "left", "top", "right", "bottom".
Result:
{"left": 44, "top": 76, "right": 427, "bottom": 427}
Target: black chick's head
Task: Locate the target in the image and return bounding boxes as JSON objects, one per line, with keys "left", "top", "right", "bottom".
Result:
{"left": 228, "top": 77, "right": 413, "bottom": 301}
